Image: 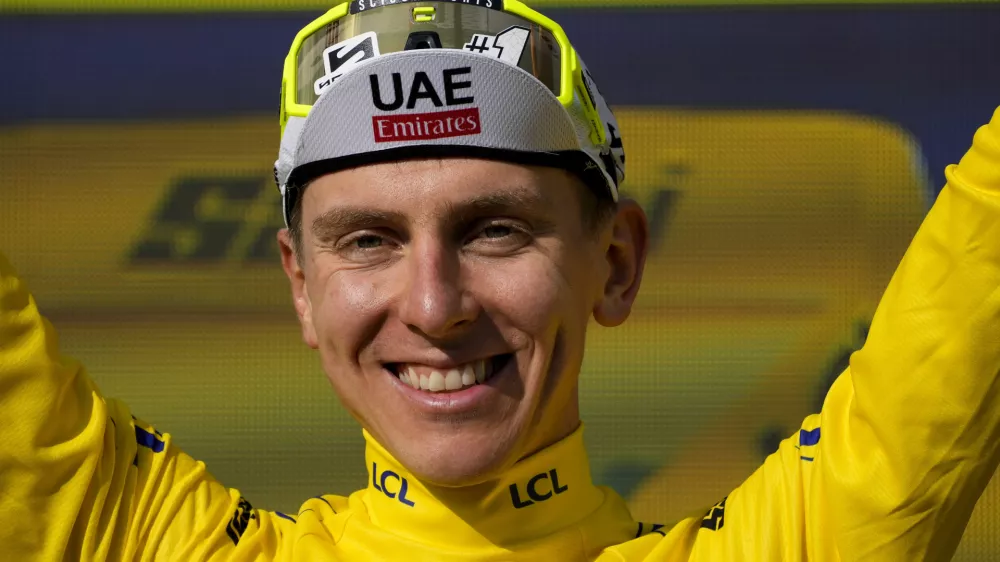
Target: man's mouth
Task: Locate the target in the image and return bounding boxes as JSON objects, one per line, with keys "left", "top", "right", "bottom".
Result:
{"left": 385, "top": 354, "right": 513, "bottom": 393}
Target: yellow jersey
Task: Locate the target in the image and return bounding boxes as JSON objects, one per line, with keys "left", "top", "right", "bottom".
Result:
{"left": 1, "top": 106, "right": 998, "bottom": 561}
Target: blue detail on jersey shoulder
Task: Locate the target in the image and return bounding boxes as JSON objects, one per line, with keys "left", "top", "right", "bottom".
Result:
{"left": 274, "top": 511, "right": 296, "bottom": 523}
{"left": 135, "top": 426, "right": 165, "bottom": 453}
{"left": 799, "top": 428, "right": 821, "bottom": 447}
{"left": 314, "top": 496, "right": 337, "bottom": 513}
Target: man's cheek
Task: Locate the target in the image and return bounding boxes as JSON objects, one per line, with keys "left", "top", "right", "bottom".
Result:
{"left": 336, "top": 271, "right": 395, "bottom": 314}
{"left": 316, "top": 272, "right": 388, "bottom": 327}
{"left": 483, "top": 263, "right": 564, "bottom": 333}
{"left": 310, "top": 289, "right": 372, "bottom": 363}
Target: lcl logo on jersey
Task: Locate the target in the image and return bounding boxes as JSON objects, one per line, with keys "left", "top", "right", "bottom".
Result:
{"left": 370, "top": 66, "right": 482, "bottom": 142}
{"left": 509, "top": 468, "right": 569, "bottom": 509}
{"left": 372, "top": 462, "right": 417, "bottom": 507}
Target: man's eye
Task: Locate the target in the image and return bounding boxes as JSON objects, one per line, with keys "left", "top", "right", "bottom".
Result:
{"left": 481, "top": 225, "right": 513, "bottom": 239}
{"left": 466, "top": 222, "right": 531, "bottom": 254}
{"left": 354, "top": 235, "right": 384, "bottom": 249}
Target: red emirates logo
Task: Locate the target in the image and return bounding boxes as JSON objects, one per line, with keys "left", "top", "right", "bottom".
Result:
{"left": 373, "top": 107, "right": 481, "bottom": 143}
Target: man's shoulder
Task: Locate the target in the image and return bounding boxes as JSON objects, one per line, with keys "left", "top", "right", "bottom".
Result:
{"left": 297, "top": 493, "right": 354, "bottom": 516}
{"left": 282, "top": 492, "right": 359, "bottom": 535}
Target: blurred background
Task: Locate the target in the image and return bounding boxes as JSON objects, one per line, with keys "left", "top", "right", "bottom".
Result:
{"left": 1, "top": 0, "right": 999, "bottom": 558}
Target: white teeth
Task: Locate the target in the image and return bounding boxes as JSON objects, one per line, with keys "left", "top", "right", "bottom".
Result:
{"left": 461, "top": 364, "right": 476, "bottom": 386}
{"left": 445, "top": 370, "right": 463, "bottom": 391}
{"left": 428, "top": 371, "right": 446, "bottom": 392}
{"left": 396, "top": 358, "right": 501, "bottom": 393}
{"left": 474, "top": 360, "right": 487, "bottom": 384}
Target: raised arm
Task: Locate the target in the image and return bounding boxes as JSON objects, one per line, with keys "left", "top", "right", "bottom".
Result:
{"left": 818, "top": 106, "right": 1000, "bottom": 559}
{"left": 613, "top": 107, "right": 1000, "bottom": 562}
{"left": 756, "top": 106, "right": 1000, "bottom": 560}
{"left": 0, "top": 253, "right": 286, "bottom": 559}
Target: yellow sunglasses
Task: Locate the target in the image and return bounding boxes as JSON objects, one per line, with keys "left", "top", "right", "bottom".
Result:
{"left": 279, "top": 0, "right": 606, "bottom": 144}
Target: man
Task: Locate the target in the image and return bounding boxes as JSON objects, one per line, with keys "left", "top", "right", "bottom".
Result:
{"left": 0, "top": 1, "right": 997, "bottom": 559}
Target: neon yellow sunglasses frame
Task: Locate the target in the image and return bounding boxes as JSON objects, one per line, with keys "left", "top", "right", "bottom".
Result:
{"left": 278, "top": 0, "right": 606, "bottom": 145}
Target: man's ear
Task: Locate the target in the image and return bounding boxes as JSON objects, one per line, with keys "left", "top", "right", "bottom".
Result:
{"left": 278, "top": 229, "right": 319, "bottom": 349}
{"left": 593, "top": 198, "right": 649, "bottom": 327}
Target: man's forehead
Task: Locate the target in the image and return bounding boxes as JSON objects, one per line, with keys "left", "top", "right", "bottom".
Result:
{"left": 303, "top": 159, "right": 569, "bottom": 219}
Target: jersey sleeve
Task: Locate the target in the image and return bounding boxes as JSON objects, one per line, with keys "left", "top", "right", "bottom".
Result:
{"left": 625, "top": 106, "right": 1000, "bottom": 562}
{"left": 814, "top": 106, "right": 1000, "bottom": 560}
{"left": 0, "top": 253, "right": 287, "bottom": 560}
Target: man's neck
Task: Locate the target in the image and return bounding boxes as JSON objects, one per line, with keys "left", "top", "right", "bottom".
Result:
{"left": 360, "top": 426, "right": 606, "bottom": 549}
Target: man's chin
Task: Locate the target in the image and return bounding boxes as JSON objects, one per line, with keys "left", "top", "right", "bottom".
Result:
{"left": 389, "top": 428, "right": 523, "bottom": 488}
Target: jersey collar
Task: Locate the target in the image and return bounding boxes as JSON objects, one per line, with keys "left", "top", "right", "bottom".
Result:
{"left": 361, "top": 426, "right": 607, "bottom": 549}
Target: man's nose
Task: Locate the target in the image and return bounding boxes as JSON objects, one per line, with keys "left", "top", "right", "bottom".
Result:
{"left": 397, "top": 239, "right": 479, "bottom": 340}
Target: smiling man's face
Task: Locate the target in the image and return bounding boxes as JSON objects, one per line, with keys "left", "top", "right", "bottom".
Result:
{"left": 279, "top": 158, "right": 647, "bottom": 486}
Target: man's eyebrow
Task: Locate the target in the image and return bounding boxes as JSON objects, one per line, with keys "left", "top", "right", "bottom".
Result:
{"left": 450, "top": 188, "right": 550, "bottom": 216}
{"left": 311, "top": 208, "right": 405, "bottom": 243}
